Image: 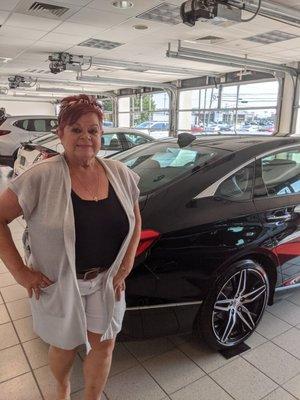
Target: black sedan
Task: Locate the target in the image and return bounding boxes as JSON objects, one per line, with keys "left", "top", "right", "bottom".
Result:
{"left": 113, "top": 134, "right": 300, "bottom": 350}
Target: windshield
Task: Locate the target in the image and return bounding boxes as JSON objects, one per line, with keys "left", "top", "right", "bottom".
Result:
{"left": 112, "top": 141, "right": 224, "bottom": 194}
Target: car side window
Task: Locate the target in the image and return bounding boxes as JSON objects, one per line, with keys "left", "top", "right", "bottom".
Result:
{"left": 32, "top": 119, "right": 47, "bottom": 132}
{"left": 124, "top": 133, "right": 148, "bottom": 148}
{"left": 101, "top": 134, "right": 122, "bottom": 151}
{"left": 14, "top": 119, "right": 29, "bottom": 130}
{"left": 261, "top": 148, "right": 300, "bottom": 196}
{"left": 215, "top": 164, "right": 254, "bottom": 201}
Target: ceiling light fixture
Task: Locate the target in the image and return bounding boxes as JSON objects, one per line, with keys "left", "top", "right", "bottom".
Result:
{"left": 112, "top": 1, "right": 134, "bottom": 9}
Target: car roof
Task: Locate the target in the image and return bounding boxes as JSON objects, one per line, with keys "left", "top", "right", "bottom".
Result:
{"left": 156, "top": 134, "right": 300, "bottom": 158}
{"left": 6, "top": 115, "right": 57, "bottom": 119}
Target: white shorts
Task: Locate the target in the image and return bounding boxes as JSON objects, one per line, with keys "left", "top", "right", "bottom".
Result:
{"left": 77, "top": 271, "right": 126, "bottom": 335}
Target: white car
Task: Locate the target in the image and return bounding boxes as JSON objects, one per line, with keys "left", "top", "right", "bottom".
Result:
{"left": 0, "top": 115, "right": 58, "bottom": 167}
{"left": 134, "top": 121, "right": 170, "bottom": 139}
{"left": 14, "top": 128, "right": 154, "bottom": 176}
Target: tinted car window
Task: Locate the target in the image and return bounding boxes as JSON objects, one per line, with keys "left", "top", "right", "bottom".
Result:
{"left": 113, "top": 142, "right": 226, "bottom": 194}
{"left": 14, "top": 119, "right": 29, "bottom": 130}
{"left": 124, "top": 133, "right": 149, "bottom": 148}
{"left": 32, "top": 119, "right": 47, "bottom": 132}
{"left": 102, "top": 134, "right": 122, "bottom": 151}
{"left": 261, "top": 147, "right": 300, "bottom": 196}
{"left": 215, "top": 164, "right": 254, "bottom": 201}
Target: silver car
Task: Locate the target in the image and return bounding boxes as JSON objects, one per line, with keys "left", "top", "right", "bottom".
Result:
{"left": 0, "top": 115, "right": 58, "bottom": 166}
{"left": 14, "top": 128, "right": 154, "bottom": 176}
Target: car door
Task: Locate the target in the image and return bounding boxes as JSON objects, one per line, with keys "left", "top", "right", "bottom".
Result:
{"left": 253, "top": 146, "right": 300, "bottom": 287}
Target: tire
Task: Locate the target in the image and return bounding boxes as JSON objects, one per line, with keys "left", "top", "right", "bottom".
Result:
{"left": 195, "top": 260, "right": 269, "bottom": 350}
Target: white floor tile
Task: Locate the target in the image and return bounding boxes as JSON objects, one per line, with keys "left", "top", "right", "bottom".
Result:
{"left": 109, "top": 343, "right": 139, "bottom": 377}
{"left": 0, "top": 322, "right": 19, "bottom": 350}
{"left": 256, "top": 311, "right": 293, "bottom": 339}
{"left": 143, "top": 349, "right": 205, "bottom": 394}
{"left": 0, "top": 272, "right": 16, "bottom": 288}
{"left": 0, "top": 344, "right": 30, "bottom": 382}
{"left": 262, "top": 387, "right": 298, "bottom": 400}
{"left": 124, "top": 337, "right": 174, "bottom": 361}
{"left": 105, "top": 365, "right": 166, "bottom": 400}
{"left": 210, "top": 357, "right": 277, "bottom": 400}
{"left": 0, "top": 372, "right": 42, "bottom": 400}
{"left": 23, "top": 338, "right": 49, "bottom": 369}
{"left": 283, "top": 374, "right": 300, "bottom": 400}
{"left": 272, "top": 328, "right": 300, "bottom": 359}
{"left": 243, "top": 341, "right": 300, "bottom": 385}
{"left": 178, "top": 338, "right": 235, "bottom": 374}
{"left": 287, "top": 290, "right": 300, "bottom": 307}
{"left": 0, "top": 284, "right": 28, "bottom": 302}
{"left": 13, "top": 316, "right": 38, "bottom": 342}
{"left": 0, "top": 304, "right": 10, "bottom": 324}
{"left": 267, "top": 300, "right": 300, "bottom": 326}
{"left": 6, "top": 297, "right": 31, "bottom": 320}
{"left": 170, "top": 375, "right": 233, "bottom": 400}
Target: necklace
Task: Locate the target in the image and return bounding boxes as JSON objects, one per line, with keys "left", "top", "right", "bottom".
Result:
{"left": 73, "top": 167, "right": 101, "bottom": 201}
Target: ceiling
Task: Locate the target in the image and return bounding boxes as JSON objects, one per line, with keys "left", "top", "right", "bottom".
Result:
{"left": 0, "top": 0, "right": 299, "bottom": 99}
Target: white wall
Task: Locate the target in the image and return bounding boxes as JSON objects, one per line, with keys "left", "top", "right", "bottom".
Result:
{"left": 0, "top": 100, "right": 56, "bottom": 116}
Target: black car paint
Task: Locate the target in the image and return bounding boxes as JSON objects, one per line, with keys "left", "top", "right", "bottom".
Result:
{"left": 119, "top": 136, "right": 300, "bottom": 340}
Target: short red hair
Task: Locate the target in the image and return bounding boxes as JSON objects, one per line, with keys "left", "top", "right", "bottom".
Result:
{"left": 58, "top": 94, "right": 103, "bottom": 130}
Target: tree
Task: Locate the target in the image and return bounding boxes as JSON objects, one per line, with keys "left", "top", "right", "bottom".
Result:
{"left": 133, "top": 94, "right": 156, "bottom": 125}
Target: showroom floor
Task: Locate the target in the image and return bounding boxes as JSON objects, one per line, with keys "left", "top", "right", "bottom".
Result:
{"left": 1, "top": 169, "right": 300, "bottom": 400}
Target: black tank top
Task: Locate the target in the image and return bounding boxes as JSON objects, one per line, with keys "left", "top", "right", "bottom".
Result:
{"left": 71, "top": 182, "right": 129, "bottom": 273}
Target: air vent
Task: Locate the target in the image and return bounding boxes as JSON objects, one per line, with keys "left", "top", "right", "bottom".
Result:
{"left": 78, "top": 38, "right": 124, "bottom": 50}
{"left": 29, "top": 2, "right": 68, "bottom": 17}
{"left": 196, "top": 35, "right": 224, "bottom": 44}
{"left": 244, "top": 30, "right": 298, "bottom": 44}
{"left": 136, "top": 3, "right": 181, "bottom": 25}
{"left": 15, "top": 0, "right": 76, "bottom": 20}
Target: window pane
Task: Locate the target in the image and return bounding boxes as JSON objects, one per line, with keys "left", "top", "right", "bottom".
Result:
{"left": 221, "top": 86, "right": 238, "bottom": 109}
{"left": 236, "top": 109, "right": 276, "bottom": 135}
{"left": 118, "top": 97, "right": 130, "bottom": 112}
{"left": 238, "top": 81, "right": 279, "bottom": 108}
{"left": 118, "top": 113, "right": 130, "bottom": 127}
{"left": 179, "top": 90, "right": 199, "bottom": 110}
{"left": 215, "top": 164, "right": 254, "bottom": 201}
{"left": 261, "top": 148, "right": 300, "bottom": 196}
{"left": 152, "top": 92, "right": 169, "bottom": 110}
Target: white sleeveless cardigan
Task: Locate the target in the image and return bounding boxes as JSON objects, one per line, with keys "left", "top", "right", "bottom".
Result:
{"left": 8, "top": 154, "right": 140, "bottom": 353}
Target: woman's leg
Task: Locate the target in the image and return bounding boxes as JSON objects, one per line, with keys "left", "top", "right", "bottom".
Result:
{"left": 48, "top": 345, "right": 77, "bottom": 400}
{"left": 83, "top": 331, "right": 115, "bottom": 400}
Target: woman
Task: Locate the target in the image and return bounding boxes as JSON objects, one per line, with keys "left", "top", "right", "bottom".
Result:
{"left": 0, "top": 95, "right": 141, "bottom": 400}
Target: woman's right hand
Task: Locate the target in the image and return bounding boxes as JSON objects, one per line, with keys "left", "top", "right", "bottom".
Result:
{"left": 13, "top": 265, "right": 54, "bottom": 300}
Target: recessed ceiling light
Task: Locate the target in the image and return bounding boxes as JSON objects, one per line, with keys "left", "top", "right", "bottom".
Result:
{"left": 133, "top": 24, "right": 148, "bottom": 30}
{"left": 112, "top": 1, "right": 134, "bottom": 9}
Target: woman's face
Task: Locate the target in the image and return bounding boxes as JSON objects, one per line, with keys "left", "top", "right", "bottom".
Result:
{"left": 58, "top": 112, "right": 103, "bottom": 164}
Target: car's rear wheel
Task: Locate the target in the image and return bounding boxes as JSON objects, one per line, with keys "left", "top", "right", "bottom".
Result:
{"left": 195, "top": 260, "right": 269, "bottom": 350}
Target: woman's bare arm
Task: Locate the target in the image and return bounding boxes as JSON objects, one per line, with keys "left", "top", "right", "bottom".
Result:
{"left": 0, "top": 188, "right": 53, "bottom": 298}
{"left": 0, "top": 188, "right": 25, "bottom": 274}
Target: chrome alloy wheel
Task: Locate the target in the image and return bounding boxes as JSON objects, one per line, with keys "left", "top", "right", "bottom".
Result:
{"left": 212, "top": 268, "right": 268, "bottom": 346}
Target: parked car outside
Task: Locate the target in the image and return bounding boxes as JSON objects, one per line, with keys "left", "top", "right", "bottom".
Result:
{"left": 135, "top": 121, "right": 170, "bottom": 139}
{"left": 110, "top": 134, "right": 300, "bottom": 350}
{"left": 0, "top": 115, "right": 58, "bottom": 167}
{"left": 14, "top": 128, "right": 154, "bottom": 176}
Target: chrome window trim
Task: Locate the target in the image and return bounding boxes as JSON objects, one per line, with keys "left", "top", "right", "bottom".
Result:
{"left": 126, "top": 300, "right": 203, "bottom": 311}
{"left": 194, "top": 143, "right": 300, "bottom": 200}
